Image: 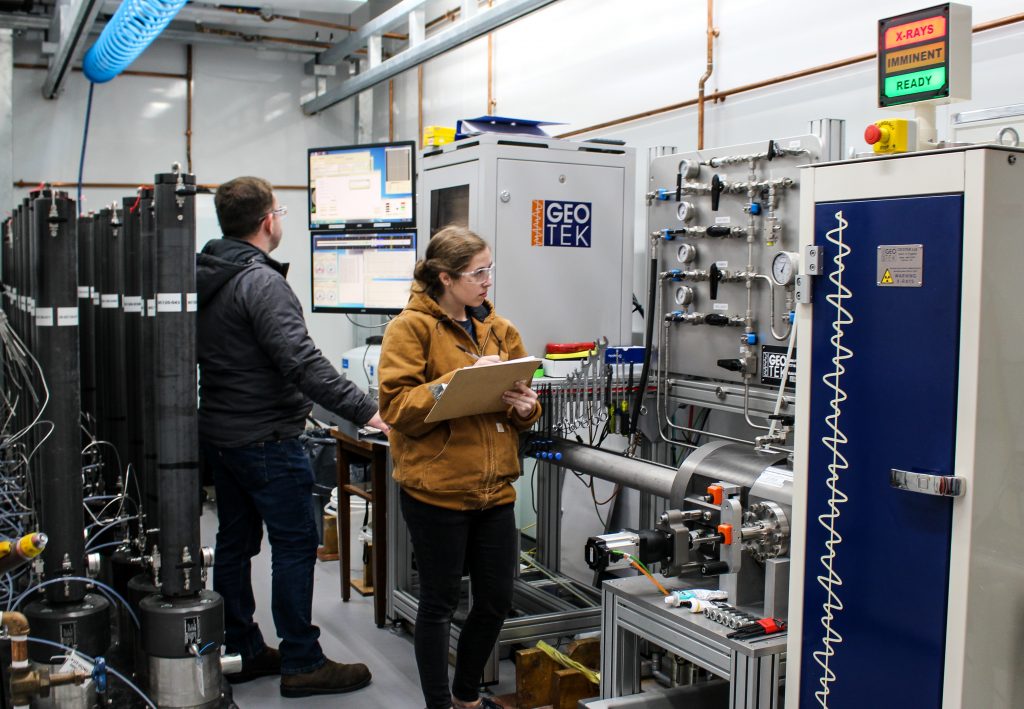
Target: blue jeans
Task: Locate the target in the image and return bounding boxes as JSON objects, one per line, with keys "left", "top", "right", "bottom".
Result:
{"left": 204, "top": 438, "right": 326, "bottom": 675}
{"left": 400, "top": 490, "right": 517, "bottom": 709}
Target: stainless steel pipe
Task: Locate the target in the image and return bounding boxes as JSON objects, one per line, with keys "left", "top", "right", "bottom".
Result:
{"left": 549, "top": 439, "right": 678, "bottom": 499}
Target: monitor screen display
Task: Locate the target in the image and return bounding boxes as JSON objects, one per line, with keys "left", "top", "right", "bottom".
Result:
{"left": 308, "top": 141, "right": 416, "bottom": 231}
{"left": 311, "top": 231, "right": 415, "bottom": 314}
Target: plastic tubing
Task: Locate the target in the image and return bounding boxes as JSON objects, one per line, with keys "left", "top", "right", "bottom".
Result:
{"left": 27, "top": 637, "right": 157, "bottom": 709}
{"left": 83, "top": 0, "right": 189, "bottom": 83}
{"left": 8, "top": 577, "right": 140, "bottom": 629}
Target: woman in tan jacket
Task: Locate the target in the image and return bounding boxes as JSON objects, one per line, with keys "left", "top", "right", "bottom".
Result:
{"left": 378, "top": 226, "right": 541, "bottom": 709}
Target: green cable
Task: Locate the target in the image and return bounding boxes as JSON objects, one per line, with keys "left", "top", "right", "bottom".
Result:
{"left": 610, "top": 549, "right": 656, "bottom": 577}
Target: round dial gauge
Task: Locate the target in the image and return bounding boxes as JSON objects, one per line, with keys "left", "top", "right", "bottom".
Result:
{"left": 771, "top": 251, "right": 799, "bottom": 286}
{"left": 677, "top": 243, "right": 697, "bottom": 264}
{"left": 676, "top": 201, "right": 695, "bottom": 223}
{"left": 674, "top": 286, "right": 694, "bottom": 306}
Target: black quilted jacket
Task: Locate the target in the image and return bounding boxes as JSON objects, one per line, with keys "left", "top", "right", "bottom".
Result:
{"left": 196, "top": 237, "right": 376, "bottom": 447}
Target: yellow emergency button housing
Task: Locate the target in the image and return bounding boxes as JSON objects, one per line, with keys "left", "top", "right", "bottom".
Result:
{"left": 864, "top": 119, "right": 916, "bottom": 154}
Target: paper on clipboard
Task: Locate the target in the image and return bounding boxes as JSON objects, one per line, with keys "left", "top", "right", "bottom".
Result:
{"left": 424, "top": 356, "right": 541, "bottom": 423}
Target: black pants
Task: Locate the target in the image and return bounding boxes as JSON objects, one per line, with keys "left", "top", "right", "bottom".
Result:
{"left": 400, "top": 490, "right": 517, "bottom": 709}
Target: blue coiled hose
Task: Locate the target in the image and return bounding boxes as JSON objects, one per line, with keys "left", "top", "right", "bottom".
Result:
{"left": 83, "top": 0, "right": 188, "bottom": 83}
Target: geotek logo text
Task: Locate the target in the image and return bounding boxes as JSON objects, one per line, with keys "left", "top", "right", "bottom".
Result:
{"left": 531, "top": 200, "right": 593, "bottom": 248}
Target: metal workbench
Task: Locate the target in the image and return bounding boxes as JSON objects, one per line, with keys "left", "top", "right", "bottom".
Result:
{"left": 599, "top": 576, "right": 785, "bottom": 709}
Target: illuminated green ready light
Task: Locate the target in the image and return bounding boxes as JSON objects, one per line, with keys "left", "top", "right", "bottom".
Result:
{"left": 884, "top": 66, "right": 946, "bottom": 98}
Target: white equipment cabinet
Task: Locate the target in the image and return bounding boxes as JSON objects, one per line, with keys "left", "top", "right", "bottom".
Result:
{"left": 417, "top": 133, "right": 635, "bottom": 355}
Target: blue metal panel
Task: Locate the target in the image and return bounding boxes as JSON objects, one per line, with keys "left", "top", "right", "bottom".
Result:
{"left": 799, "top": 194, "right": 963, "bottom": 708}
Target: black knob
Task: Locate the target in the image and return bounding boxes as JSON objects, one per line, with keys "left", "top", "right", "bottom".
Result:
{"left": 711, "top": 174, "right": 723, "bottom": 211}
{"left": 709, "top": 262, "right": 722, "bottom": 300}
{"left": 705, "top": 225, "right": 732, "bottom": 238}
{"left": 701, "top": 560, "right": 730, "bottom": 576}
{"left": 717, "top": 358, "right": 743, "bottom": 371}
{"left": 767, "top": 139, "right": 779, "bottom": 161}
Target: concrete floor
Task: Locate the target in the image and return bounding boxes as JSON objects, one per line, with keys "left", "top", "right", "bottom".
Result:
{"left": 199, "top": 500, "right": 517, "bottom": 709}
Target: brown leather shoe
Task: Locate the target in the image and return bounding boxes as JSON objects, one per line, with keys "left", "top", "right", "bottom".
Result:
{"left": 279, "top": 659, "right": 372, "bottom": 698}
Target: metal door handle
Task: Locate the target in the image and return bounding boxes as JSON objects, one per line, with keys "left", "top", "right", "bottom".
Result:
{"left": 889, "top": 469, "right": 966, "bottom": 498}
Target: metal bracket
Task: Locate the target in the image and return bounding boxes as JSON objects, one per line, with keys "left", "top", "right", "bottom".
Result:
{"left": 804, "top": 245, "right": 822, "bottom": 275}
{"left": 795, "top": 274, "right": 812, "bottom": 304}
{"left": 890, "top": 468, "right": 966, "bottom": 498}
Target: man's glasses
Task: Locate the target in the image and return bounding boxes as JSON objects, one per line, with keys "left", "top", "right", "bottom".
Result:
{"left": 266, "top": 205, "right": 288, "bottom": 219}
{"left": 458, "top": 265, "right": 495, "bottom": 284}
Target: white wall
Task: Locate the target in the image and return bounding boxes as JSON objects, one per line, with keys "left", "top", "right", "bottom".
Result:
{"left": 9, "top": 0, "right": 1024, "bottom": 382}
{"left": 10, "top": 39, "right": 365, "bottom": 370}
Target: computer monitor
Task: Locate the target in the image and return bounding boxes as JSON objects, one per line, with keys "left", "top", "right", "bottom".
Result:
{"left": 311, "top": 231, "right": 416, "bottom": 314}
{"left": 308, "top": 141, "right": 416, "bottom": 231}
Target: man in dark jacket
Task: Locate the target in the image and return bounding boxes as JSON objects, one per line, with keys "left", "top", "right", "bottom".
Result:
{"left": 197, "top": 176, "right": 387, "bottom": 699}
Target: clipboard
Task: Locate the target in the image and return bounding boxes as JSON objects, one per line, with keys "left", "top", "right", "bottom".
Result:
{"left": 424, "top": 356, "right": 541, "bottom": 423}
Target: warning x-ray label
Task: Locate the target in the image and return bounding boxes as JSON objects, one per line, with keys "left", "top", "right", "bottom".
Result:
{"left": 877, "top": 244, "right": 923, "bottom": 287}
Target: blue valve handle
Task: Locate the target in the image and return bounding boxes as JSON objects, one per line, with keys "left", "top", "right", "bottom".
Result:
{"left": 93, "top": 657, "right": 108, "bottom": 694}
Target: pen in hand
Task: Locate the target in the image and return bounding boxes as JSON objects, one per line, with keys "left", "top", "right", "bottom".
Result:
{"left": 458, "top": 345, "right": 502, "bottom": 367}
{"left": 456, "top": 345, "right": 480, "bottom": 361}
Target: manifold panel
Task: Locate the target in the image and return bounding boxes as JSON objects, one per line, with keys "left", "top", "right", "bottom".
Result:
{"left": 647, "top": 136, "right": 819, "bottom": 398}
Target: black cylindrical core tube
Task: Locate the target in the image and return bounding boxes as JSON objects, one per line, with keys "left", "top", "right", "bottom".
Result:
{"left": 77, "top": 215, "right": 97, "bottom": 428}
{"left": 92, "top": 210, "right": 110, "bottom": 452}
{"left": 123, "top": 195, "right": 145, "bottom": 536}
{"left": 25, "top": 195, "right": 40, "bottom": 467}
{"left": 153, "top": 172, "right": 200, "bottom": 598}
{"left": 138, "top": 190, "right": 159, "bottom": 536}
{"left": 33, "top": 190, "right": 87, "bottom": 603}
{"left": 99, "top": 207, "right": 129, "bottom": 490}
{"left": 2, "top": 216, "right": 12, "bottom": 330}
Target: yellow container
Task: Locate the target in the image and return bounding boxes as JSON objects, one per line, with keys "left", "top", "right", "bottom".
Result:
{"left": 424, "top": 125, "right": 456, "bottom": 147}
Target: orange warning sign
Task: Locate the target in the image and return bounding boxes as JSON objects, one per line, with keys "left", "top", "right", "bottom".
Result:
{"left": 884, "top": 15, "right": 947, "bottom": 50}
{"left": 884, "top": 41, "right": 946, "bottom": 74}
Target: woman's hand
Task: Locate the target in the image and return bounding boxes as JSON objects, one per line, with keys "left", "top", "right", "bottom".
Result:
{"left": 502, "top": 380, "right": 538, "bottom": 418}
{"left": 472, "top": 355, "right": 502, "bottom": 367}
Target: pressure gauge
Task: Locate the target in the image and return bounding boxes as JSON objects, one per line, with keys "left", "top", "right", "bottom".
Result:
{"left": 674, "top": 286, "right": 694, "bottom": 307}
{"left": 679, "top": 159, "right": 700, "bottom": 179}
{"left": 677, "top": 243, "right": 697, "bottom": 264}
{"left": 676, "top": 201, "right": 695, "bottom": 223}
{"left": 771, "top": 251, "right": 799, "bottom": 286}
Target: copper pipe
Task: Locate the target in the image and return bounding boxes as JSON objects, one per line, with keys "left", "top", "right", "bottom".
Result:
{"left": 712, "top": 52, "right": 875, "bottom": 103}
{"left": 280, "top": 14, "right": 407, "bottom": 39}
{"left": 974, "top": 10, "right": 1024, "bottom": 31}
{"left": 193, "top": 25, "right": 332, "bottom": 49}
{"left": 418, "top": 65, "right": 424, "bottom": 149}
{"left": 560, "top": 11, "right": 1024, "bottom": 140}
{"left": 427, "top": 9, "right": 460, "bottom": 32}
{"left": 13, "top": 63, "right": 187, "bottom": 80}
{"left": 211, "top": 5, "right": 408, "bottom": 39}
{"left": 388, "top": 79, "right": 395, "bottom": 142}
{"left": 2, "top": 611, "right": 29, "bottom": 665}
{"left": 697, "top": 0, "right": 718, "bottom": 150}
{"left": 186, "top": 45, "right": 194, "bottom": 175}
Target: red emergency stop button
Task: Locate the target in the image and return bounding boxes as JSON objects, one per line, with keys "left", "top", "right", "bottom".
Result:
{"left": 865, "top": 124, "right": 888, "bottom": 145}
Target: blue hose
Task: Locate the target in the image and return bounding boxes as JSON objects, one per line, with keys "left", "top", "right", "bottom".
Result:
{"left": 83, "top": 0, "right": 189, "bottom": 83}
